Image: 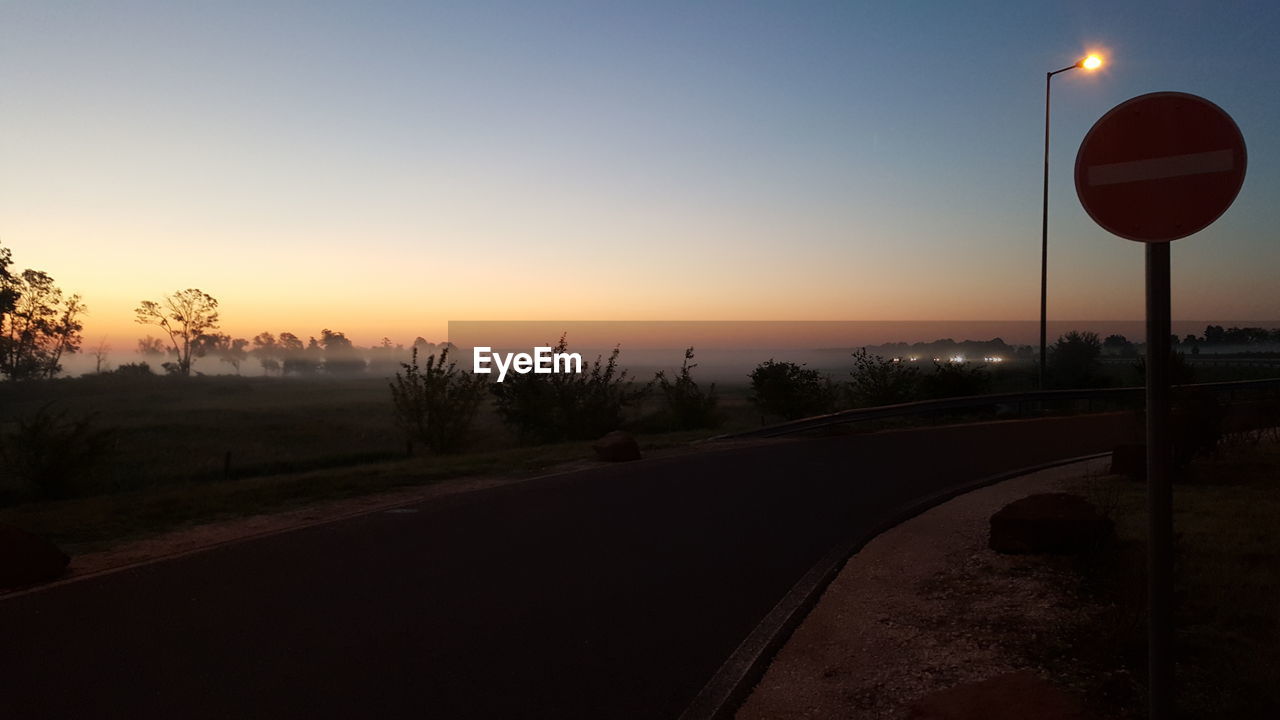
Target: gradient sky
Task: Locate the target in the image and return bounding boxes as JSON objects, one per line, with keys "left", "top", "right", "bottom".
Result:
{"left": 2, "top": 1, "right": 1278, "bottom": 348}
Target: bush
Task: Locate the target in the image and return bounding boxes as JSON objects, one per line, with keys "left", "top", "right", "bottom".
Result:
{"left": 1048, "top": 330, "right": 1106, "bottom": 389}
{"left": 847, "top": 348, "right": 919, "bottom": 407}
{"left": 654, "top": 347, "right": 720, "bottom": 430}
{"left": 0, "top": 405, "right": 114, "bottom": 501}
{"left": 112, "top": 362, "right": 155, "bottom": 377}
{"left": 389, "top": 346, "right": 488, "bottom": 453}
{"left": 920, "top": 360, "right": 991, "bottom": 399}
{"left": 491, "top": 336, "right": 648, "bottom": 443}
{"left": 1134, "top": 351, "right": 1196, "bottom": 386}
{"left": 1171, "top": 389, "right": 1224, "bottom": 469}
{"left": 748, "top": 359, "right": 834, "bottom": 420}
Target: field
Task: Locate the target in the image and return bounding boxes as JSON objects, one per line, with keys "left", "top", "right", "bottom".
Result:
{"left": 1069, "top": 437, "right": 1280, "bottom": 718}
{"left": 2, "top": 354, "right": 1276, "bottom": 554}
{"left": 0, "top": 373, "right": 763, "bottom": 551}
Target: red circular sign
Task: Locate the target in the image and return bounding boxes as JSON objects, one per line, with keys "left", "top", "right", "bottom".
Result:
{"left": 1075, "top": 91, "right": 1246, "bottom": 243}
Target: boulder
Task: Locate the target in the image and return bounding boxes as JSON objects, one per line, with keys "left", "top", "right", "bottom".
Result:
{"left": 989, "top": 493, "right": 1113, "bottom": 555}
{"left": 1109, "top": 443, "right": 1146, "bottom": 479}
{"left": 907, "top": 671, "right": 1092, "bottom": 720}
{"left": 592, "top": 431, "right": 641, "bottom": 462}
{"left": 0, "top": 524, "right": 70, "bottom": 589}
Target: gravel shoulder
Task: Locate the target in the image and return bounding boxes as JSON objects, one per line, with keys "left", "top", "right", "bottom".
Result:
{"left": 736, "top": 457, "right": 1113, "bottom": 720}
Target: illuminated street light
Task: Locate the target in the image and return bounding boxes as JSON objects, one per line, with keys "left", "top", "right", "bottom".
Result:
{"left": 1039, "top": 52, "right": 1106, "bottom": 389}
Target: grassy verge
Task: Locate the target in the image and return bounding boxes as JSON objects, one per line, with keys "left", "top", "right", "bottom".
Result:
{"left": 0, "top": 439, "right": 630, "bottom": 555}
{"left": 1068, "top": 439, "right": 1280, "bottom": 718}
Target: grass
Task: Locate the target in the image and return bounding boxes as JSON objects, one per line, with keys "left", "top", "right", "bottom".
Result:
{"left": 0, "top": 373, "right": 752, "bottom": 552}
{"left": 1, "top": 362, "right": 1274, "bottom": 556}
{"left": 1068, "top": 436, "right": 1280, "bottom": 718}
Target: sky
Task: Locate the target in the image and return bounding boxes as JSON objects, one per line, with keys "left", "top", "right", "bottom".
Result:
{"left": 2, "top": 0, "right": 1279, "bottom": 349}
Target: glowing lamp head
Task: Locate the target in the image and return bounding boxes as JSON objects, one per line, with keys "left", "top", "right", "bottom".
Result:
{"left": 1080, "top": 54, "right": 1103, "bottom": 70}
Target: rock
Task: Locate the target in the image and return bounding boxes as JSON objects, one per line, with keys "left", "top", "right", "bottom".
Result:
{"left": 907, "top": 671, "right": 1092, "bottom": 720}
{"left": 592, "top": 431, "right": 642, "bottom": 462}
{"left": 1109, "top": 443, "right": 1146, "bottom": 479}
{"left": 0, "top": 524, "right": 70, "bottom": 589}
{"left": 989, "top": 493, "right": 1113, "bottom": 555}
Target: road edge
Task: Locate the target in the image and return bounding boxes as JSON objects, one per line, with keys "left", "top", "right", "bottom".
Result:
{"left": 676, "top": 451, "right": 1112, "bottom": 720}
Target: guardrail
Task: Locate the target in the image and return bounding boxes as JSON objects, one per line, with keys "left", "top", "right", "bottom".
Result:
{"left": 717, "top": 377, "right": 1280, "bottom": 440}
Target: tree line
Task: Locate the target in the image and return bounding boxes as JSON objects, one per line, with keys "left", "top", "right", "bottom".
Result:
{"left": 129, "top": 288, "right": 452, "bottom": 377}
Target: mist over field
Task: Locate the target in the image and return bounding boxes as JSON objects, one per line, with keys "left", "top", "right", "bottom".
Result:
{"left": 57, "top": 319, "right": 1280, "bottom": 381}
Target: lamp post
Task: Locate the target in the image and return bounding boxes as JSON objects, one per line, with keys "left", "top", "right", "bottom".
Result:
{"left": 1040, "top": 53, "right": 1103, "bottom": 389}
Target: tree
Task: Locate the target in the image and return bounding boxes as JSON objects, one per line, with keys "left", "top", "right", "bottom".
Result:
{"left": 848, "top": 348, "right": 919, "bottom": 407}
{"left": 134, "top": 289, "right": 219, "bottom": 376}
{"left": 137, "top": 336, "right": 167, "bottom": 359}
{"left": 390, "top": 346, "right": 488, "bottom": 453}
{"left": 251, "top": 332, "right": 281, "bottom": 375}
{"left": 278, "top": 332, "right": 317, "bottom": 375}
{"left": 319, "top": 328, "right": 365, "bottom": 374}
{"left": 0, "top": 242, "right": 86, "bottom": 380}
{"left": 92, "top": 338, "right": 111, "bottom": 374}
{"left": 195, "top": 333, "right": 249, "bottom": 374}
{"left": 748, "top": 359, "right": 833, "bottom": 420}
{"left": 1047, "top": 330, "right": 1105, "bottom": 389}
{"left": 654, "top": 347, "right": 720, "bottom": 430}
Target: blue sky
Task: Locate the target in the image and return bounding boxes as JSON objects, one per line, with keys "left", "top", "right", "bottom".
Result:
{"left": 1, "top": 1, "right": 1277, "bottom": 344}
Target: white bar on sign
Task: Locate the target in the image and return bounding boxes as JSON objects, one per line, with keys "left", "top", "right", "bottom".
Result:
{"left": 1087, "top": 149, "right": 1234, "bottom": 186}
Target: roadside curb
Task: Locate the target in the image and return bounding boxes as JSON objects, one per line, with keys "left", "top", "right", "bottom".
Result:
{"left": 677, "top": 451, "right": 1112, "bottom": 720}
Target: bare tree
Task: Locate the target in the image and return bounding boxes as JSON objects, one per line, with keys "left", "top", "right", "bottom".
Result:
{"left": 92, "top": 338, "right": 112, "bottom": 374}
{"left": 134, "top": 289, "right": 219, "bottom": 376}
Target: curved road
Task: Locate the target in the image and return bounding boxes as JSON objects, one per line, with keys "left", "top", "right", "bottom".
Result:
{"left": 0, "top": 414, "right": 1133, "bottom": 719}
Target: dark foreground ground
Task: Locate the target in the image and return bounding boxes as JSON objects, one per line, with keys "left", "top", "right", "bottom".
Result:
{"left": 0, "top": 413, "right": 1133, "bottom": 719}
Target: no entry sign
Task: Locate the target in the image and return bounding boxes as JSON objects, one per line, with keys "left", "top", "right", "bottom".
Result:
{"left": 1075, "top": 91, "right": 1246, "bottom": 242}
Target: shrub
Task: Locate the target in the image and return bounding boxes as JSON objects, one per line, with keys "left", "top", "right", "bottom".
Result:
{"left": 654, "top": 347, "right": 720, "bottom": 430}
{"left": 920, "top": 360, "right": 991, "bottom": 399}
{"left": 491, "top": 335, "right": 648, "bottom": 443}
{"left": 0, "top": 405, "right": 114, "bottom": 501}
{"left": 389, "top": 346, "right": 487, "bottom": 453}
{"left": 1134, "top": 351, "right": 1196, "bottom": 386}
{"left": 847, "top": 348, "right": 919, "bottom": 407}
{"left": 112, "top": 362, "right": 155, "bottom": 377}
{"left": 1048, "top": 330, "right": 1106, "bottom": 389}
{"left": 748, "top": 359, "right": 834, "bottom": 420}
{"left": 1171, "top": 389, "right": 1224, "bottom": 468}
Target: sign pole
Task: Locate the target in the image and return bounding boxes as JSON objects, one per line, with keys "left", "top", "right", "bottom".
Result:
{"left": 1145, "top": 241, "right": 1173, "bottom": 720}
{"left": 1077, "top": 90, "right": 1247, "bottom": 720}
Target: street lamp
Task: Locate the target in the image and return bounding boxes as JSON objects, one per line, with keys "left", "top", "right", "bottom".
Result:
{"left": 1040, "top": 53, "right": 1104, "bottom": 389}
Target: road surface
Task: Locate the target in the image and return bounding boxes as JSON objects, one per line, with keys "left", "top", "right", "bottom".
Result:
{"left": 0, "top": 414, "right": 1133, "bottom": 719}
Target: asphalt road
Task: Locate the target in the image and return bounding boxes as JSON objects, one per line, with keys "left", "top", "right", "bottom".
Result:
{"left": 0, "top": 414, "right": 1134, "bottom": 719}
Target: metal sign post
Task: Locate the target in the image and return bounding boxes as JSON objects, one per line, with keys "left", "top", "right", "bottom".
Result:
{"left": 1144, "top": 241, "right": 1173, "bottom": 719}
{"left": 1075, "top": 91, "right": 1247, "bottom": 720}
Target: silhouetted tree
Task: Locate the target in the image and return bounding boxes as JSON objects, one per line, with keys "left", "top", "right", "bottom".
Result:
{"left": 134, "top": 289, "right": 219, "bottom": 376}
{"left": 920, "top": 360, "right": 991, "bottom": 399}
{"left": 491, "top": 335, "right": 647, "bottom": 443}
{"left": 196, "top": 333, "right": 249, "bottom": 374}
{"left": 0, "top": 241, "right": 86, "bottom": 380}
{"left": 848, "top": 348, "right": 919, "bottom": 407}
{"left": 748, "top": 359, "right": 833, "bottom": 420}
{"left": 654, "top": 347, "right": 720, "bottom": 430}
{"left": 251, "top": 332, "right": 281, "bottom": 375}
{"left": 390, "top": 346, "right": 487, "bottom": 453}
{"left": 319, "top": 328, "right": 365, "bottom": 374}
{"left": 279, "top": 332, "right": 318, "bottom": 375}
{"left": 1047, "top": 330, "right": 1105, "bottom": 389}
{"left": 137, "top": 336, "right": 167, "bottom": 359}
